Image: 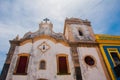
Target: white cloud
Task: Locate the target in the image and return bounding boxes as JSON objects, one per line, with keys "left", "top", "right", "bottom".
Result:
{"left": 0, "top": 0, "right": 119, "bottom": 50}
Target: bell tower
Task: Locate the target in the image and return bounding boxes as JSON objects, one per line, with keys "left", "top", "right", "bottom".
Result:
{"left": 64, "top": 18, "right": 95, "bottom": 42}
{"left": 39, "top": 18, "right": 53, "bottom": 35}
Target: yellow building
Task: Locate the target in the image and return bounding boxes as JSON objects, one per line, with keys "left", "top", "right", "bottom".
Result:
{"left": 96, "top": 34, "right": 120, "bottom": 80}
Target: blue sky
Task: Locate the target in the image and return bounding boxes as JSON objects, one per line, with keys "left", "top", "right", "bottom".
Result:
{"left": 0, "top": 0, "right": 120, "bottom": 73}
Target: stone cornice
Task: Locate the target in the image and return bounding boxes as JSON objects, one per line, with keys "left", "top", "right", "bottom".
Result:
{"left": 95, "top": 34, "right": 120, "bottom": 44}
{"left": 69, "top": 41, "right": 98, "bottom": 47}
{"left": 9, "top": 40, "right": 20, "bottom": 45}
{"left": 10, "top": 36, "right": 99, "bottom": 47}
{"left": 11, "top": 35, "right": 69, "bottom": 47}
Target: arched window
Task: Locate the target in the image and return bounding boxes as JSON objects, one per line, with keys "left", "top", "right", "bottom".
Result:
{"left": 14, "top": 53, "right": 30, "bottom": 75}
{"left": 40, "top": 60, "right": 46, "bottom": 69}
{"left": 78, "top": 30, "right": 83, "bottom": 36}
{"left": 57, "top": 54, "right": 70, "bottom": 74}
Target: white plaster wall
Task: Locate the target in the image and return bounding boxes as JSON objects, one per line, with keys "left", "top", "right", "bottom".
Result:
{"left": 6, "top": 39, "right": 75, "bottom": 80}
{"left": 13, "top": 75, "right": 27, "bottom": 80}
{"left": 6, "top": 39, "right": 107, "bottom": 80}
{"left": 78, "top": 47, "right": 107, "bottom": 80}
{"left": 6, "top": 46, "right": 19, "bottom": 80}
{"left": 19, "top": 43, "right": 32, "bottom": 54}
{"left": 12, "top": 39, "right": 74, "bottom": 80}
{"left": 64, "top": 26, "right": 69, "bottom": 40}
{"left": 70, "top": 24, "right": 89, "bottom": 36}
{"left": 6, "top": 44, "right": 32, "bottom": 80}
{"left": 29, "top": 39, "right": 75, "bottom": 80}
{"left": 69, "top": 24, "right": 94, "bottom": 41}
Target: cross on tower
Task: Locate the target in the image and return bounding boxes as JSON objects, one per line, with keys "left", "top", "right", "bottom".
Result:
{"left": 43, "top": 18, "right": 49, "bottom": 23}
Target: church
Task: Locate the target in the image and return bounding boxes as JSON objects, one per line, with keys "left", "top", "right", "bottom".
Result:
{"left": 1, "top": 18, "right": 119, "bottom": 80}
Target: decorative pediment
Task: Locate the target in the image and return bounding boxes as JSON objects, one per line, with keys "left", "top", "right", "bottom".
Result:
{"left": 38, "top": 42, "right": 50, "bottom": 53}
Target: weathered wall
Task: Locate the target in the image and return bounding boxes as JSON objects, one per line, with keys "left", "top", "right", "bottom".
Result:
{"left": 6, "top": 39, "right": 75, "bottom": 80}
{"left": 78, "top": 47, "right": 107, "bottom": 80}
{"left": 64, "top": 23, "right": 95, "bottom": 42}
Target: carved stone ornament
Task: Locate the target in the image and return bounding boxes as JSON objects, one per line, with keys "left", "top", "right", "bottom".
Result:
{"left": 38, "top": 42, "right": 50, "bottom": 53}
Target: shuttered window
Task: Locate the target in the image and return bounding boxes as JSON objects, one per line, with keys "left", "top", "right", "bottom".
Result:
{"left": 16, "top": 56, "right": 28, "bottom": 74}
{"left": 58, "top": 56, "right": 68, "bottom": 73}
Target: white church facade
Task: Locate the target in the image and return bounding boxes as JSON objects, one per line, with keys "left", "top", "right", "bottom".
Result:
{"left": 1, "top": 18, "right": 110, "bottom": 80}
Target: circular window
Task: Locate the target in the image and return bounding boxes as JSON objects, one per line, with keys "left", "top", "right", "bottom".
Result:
{"left": 84, "top": 56, "right": 95, "bottom": 66}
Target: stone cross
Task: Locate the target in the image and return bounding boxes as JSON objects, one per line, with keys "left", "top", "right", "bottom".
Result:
{"left": 43, "top": 18, "right": 49, "bottom": 23}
